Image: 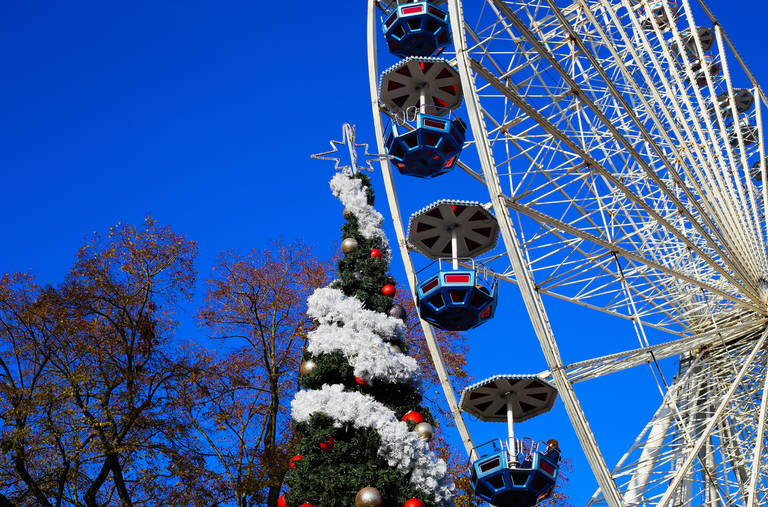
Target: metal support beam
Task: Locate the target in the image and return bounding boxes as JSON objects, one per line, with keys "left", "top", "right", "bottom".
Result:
{"left": 490, "top": 0, "right": 761, "bottom": 304}
{"left": 747, "top": 356, "right": 768, "bottom": 507}
{"left": 624, "top": 406, "right": 673, "bottom": 505}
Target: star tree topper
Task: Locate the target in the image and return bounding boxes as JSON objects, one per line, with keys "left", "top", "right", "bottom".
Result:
{"left": 311, "top": 123, "right": 389, "bottom": 175}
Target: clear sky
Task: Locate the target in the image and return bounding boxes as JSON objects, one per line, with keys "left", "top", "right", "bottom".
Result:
{"left": 1, "top": 0, "right": 766, "bottom": 504}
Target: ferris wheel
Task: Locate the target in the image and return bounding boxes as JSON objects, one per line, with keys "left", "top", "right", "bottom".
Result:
{"left": 366, "top": 0, "right": 768, "bottom": 505}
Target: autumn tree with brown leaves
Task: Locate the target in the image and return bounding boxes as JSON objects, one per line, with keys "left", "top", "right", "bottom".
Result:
{"left": 167, "top": 241, "right": 331, "bottom": 506}
{"left": 0, "top": 217, "right": 197, "bottom": 506}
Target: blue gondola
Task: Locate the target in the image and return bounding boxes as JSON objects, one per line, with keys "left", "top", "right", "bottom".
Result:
{"left": 728, "top": 121, "right": 758, "bottom": 147}
{"left": 416, "top": 260, "right": 497, "bottom": 331}
{"left": 707, "top": 89, "right": 754, "bottom": 120}
{"left": 751, "top": 158, "right": 768, "bottom": 181}
{"left": 639, "top": 0, "right": 679, "bottom": 30}
{"left": 383, "top": 2, "right": 452, "bottom": 58}
{"left": 470, "top": 439, "right": 560, "bottom": 507}
{"left": 689, "top": 54, "right": 721, "bottom": 87}
{"left": 669, "top": 26, "right": 714, "bottom": 57}
{"left": 385, "top": 113, "right": 466, "bottom": 178}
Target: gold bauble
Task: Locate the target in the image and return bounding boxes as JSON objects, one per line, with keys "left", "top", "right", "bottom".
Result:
{"left": 299, "top": 359, "right": 317, "bottom": 376}
{"left": 414, "top": 422, "right": 434, "bottom": 442}
{"left": 341, "top": 237, "right": 359, "bottom": 254}
{"left": 355, "top": 487, "right": 383, "bottom": 507}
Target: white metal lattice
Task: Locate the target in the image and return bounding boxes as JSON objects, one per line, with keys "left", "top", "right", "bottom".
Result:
{"left": 368, "top": 0, "right": 768, "bottom": 505}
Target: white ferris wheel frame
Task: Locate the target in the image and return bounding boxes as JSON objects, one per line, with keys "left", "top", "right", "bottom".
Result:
{"left": 366, "top": 0, "right": 768, "bottom": 505}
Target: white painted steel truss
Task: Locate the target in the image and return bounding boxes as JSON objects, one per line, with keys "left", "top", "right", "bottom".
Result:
{"left": 368, "top": 0, "right": 768, "bottom": 505}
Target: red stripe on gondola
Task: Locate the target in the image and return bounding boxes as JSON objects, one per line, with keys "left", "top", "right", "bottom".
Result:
{"left": 428, "top": 6, "right": 446, "bottom": 19}
{"left": 402, "top": 5, "right": 424, "bottom": 15}
{"left": 421, "top": 277, "right": 439, "bottom": 294}
{"left": 423, "top": 118, "right": 446, "bottom": 129}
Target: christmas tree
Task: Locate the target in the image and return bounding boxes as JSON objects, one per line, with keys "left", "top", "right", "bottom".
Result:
{"left": 282, "top": 143, "right": 454, "bottom": 506}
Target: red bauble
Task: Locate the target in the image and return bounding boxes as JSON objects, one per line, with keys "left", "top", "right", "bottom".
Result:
{"left": 288, "top": 455, "right": 303, "bottom": 469}
{"left": 401, "top": 411, "right": 425, "bottom": 424}
{"left": 278, "top": 495, "right": 290, "bottom": 507}
{"left": 355, "top": 376, "right": 368, "bottom": 386}
{"left": 381, "top": 284, "right": 396, "bottom": 297}
{"left": 405, "top": 499, "right": 425, "bottom": 507}
{"left": 319, "top": 436, "right": 336, "bottom": 451}
{"left": 370, "top": 248, "right": 382, "bottom": 258}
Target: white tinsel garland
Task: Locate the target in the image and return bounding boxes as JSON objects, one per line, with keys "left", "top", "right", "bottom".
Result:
{"left": 306, "top": 288, "right": 419, "bottom": 384}
{"left": 292, "top": 384, "right": 455, "bottom": 505}
{"left": 308, "top": 287, "right": 405, "bottom": 340}
{"left": 330, "top": 168, "right": 391, "bottom": 260}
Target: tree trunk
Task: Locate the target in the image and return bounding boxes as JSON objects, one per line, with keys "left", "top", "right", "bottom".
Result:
{"left": 14, "top": 451, "right": 52, "bottom": 507}
{"left": 267, "top": 478, "right": 285, "bottom": 507}
{"left": 55, "top": 461, "right": 71, "bottom": 507}
{"left": 265, "top": 376, "right": 280, "bottom": 507}
{"left": 83, "top": 457, "right": 113, "bottom": 507}
{"left": 109, "top": 453, "right": 134, "bottom": 507}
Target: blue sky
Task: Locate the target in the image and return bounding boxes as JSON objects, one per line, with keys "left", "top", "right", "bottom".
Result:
{"left": 1, "top": 0, "right": 766, "bottom": 504}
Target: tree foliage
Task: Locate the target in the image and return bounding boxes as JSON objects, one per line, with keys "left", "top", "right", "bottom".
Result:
{"left": 0, "top": 217, "right": 196, "bottom": 506}
{"left": 167, "top": 241, "right": 330, "bottom": 506}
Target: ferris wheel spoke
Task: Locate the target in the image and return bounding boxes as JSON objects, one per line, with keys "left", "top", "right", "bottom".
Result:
{"left": 504, "top": 197, "right": 759, "bottom": 313}
{"left": 662, "top": 3, "right": 756, "bottom": 274}
{"left": 552, "top": 0, "right": 764, "bottom": 288}
{"left": 515, "top": 184, "right": 751, "bottom": 328}
{"left": 672, "top": 2, "right": 765, "bottom": 265}
{"left": 538, "top": 316, "right": 764, "bottom": 384}
{"left": 718, "top": 418, "right": 751, "bottom": 502}
{"left": 468, "top": 38, "right": 752, "bottom": 262}
{"left": 747, "top": 354, "right": 768, "bottom": 506}
{"left": 492, "top": 230, "right": 693, "bottom": 332}
{"left": 541, "top": 283, "right": 688, "bottom": 335}
{"left": 476, "top": 1, "right": 763, "bottom": 302}
{"left": 510, "top": 201, "right": 731, "bottom": 331}
{"left": 590, "top": 1, "right": 758, "bottom": 276}
{"left": 585, "top": 333, "right": 768, "bottom": 505}
{"left": 586, "top": 354, "right": 705, "bottom": 506}
{"left": 711, "top": 24, "right": 768, "bottom": 262}
{"left": 472, "top": 59, "right": 762, "bottom": 309}
{"left": 486, "top": 143, "right": 713, "bottom": 328}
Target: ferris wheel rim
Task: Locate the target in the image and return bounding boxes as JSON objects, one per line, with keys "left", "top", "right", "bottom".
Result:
{"left": 366, "top": 0, "right": 478, "bottom": 458}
